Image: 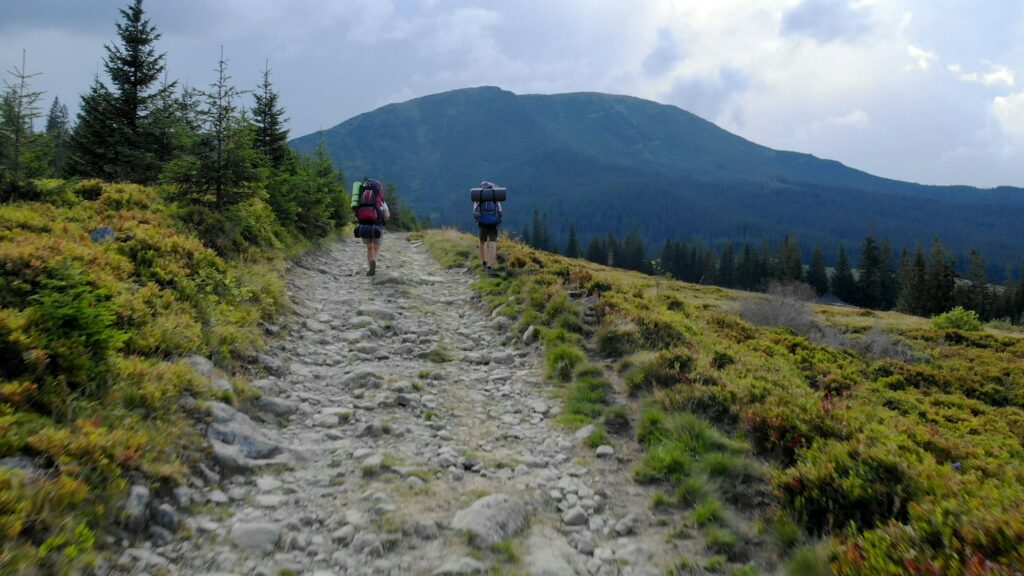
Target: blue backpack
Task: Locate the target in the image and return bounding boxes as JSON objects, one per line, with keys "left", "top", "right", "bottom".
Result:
{"left": 478, "top": 201, "right": 499, "bottom": 226}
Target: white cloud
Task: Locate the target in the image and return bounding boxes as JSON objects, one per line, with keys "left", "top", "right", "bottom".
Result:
{"left": 817, "top": 109, "right": 871, "bottom": 130}
{"left": 948, "top": 62, "right": 1016, "bottom": 87}
{"left": 906, "top": 44, "right": 937, "bottom": 71}
{"left": 993, "top": 92, "right": 1024, "bottom": 142}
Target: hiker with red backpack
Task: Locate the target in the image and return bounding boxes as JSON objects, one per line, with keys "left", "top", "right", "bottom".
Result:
{"left": 472, "top": 181, "right": 504, "bottom": 277}
{"left": 352, "top": 178, "right": 390, "bottom": 276}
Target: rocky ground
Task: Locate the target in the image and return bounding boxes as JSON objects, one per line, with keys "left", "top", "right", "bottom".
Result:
{"left": 107, "top": 233, "right": 689, "bottom": 576}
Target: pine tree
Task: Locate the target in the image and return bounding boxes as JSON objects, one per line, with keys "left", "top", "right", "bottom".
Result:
{"left": 252, "top": 61, "right": 291, "bottom": 171}
{"left": 856, "top": 235, "right": 884, "bottom": 308}
{"left": 564, "top": 223, "right": 581, "bottom": 258}
{"left": 880, "top": 240, "right": 898, "bottom": 309}
{"left": 585, "top": 235, "right": 606, "bottom": 265}
{"left": 163, "top": 49, "right": 256, "bottom": 208}
{"left": 806, "top": 246, "right": 828, "bottom": 296}
{"left": 735, "top": 244, "right": 759, "bottom": 290}
{"left": 896, "top": 245, "right": 928, "bottom": 315}
{"left": 779, "top": 234, "right": 803, "bottom": 282}
{"left": 924, "top": 238, "right": 956, "bottom": 315}
{"left": 530, "top": 209, "right": 544, "bottom": 250}
{"left": 964, "top": 250, "right": 988, "bottom": 319}
{"left": 0, "top": 50, "right": 46, "bottom": 201}
{"left": 44, "top": 96, "right": 71, "bottom": 176}
{"left": 719, "top": 243, "right": 736, "bottom": 288}
{"left": 606, "top": 232, "right": 620, "bottom": 267}
{"left": 620, "top": 229, "right": 647, "bottom": 272}
{"left": 831, "top": 246, "right": 856, "bottom": 303}
{"left": 70, "top": 0, "right": 174, "bottom": 182}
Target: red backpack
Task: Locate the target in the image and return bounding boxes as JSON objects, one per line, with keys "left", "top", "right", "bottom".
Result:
{"left": 356, "top": 180, "right": 384, "bottom": 224}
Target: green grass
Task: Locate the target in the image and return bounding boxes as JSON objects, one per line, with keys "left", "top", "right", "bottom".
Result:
{"left": 421, "top": 229, "right": 1024, "bottom": 574}
{"left": 693, "top": 497, "right": 725, "bottom": 527}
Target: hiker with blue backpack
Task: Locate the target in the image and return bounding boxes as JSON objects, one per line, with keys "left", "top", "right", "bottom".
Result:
{"left": 352, "top": 178, "right": 390, "bottom": 276}
{"left": 472, "top": 181, "right": 503, "bottom": 276}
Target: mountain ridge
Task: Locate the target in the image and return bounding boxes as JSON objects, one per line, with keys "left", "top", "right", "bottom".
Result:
{"left": 291, "top": 86, "right": 1024, "bottom": 269}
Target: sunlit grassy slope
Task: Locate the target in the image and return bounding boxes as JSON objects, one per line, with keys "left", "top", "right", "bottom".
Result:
{"left": 422, "top": 228, "right": 1024, "bottom": 575}
{"left": 0, "top": 180, "right": 285, "bottom": 573}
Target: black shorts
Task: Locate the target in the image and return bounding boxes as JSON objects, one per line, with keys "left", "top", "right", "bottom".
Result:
{"left": 479, "top": 225, "right": 498, "bottom": 242}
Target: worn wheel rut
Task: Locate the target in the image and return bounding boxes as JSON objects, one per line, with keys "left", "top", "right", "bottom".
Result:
{"left": 113, "top": 234, "right": 683, "bottom": 576}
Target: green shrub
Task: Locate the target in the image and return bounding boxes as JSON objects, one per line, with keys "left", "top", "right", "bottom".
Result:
{"left": 26, "top": 266, "right": 128, "bottom": 393}
{"left": 693, "top": 497, "right": 725, "bottom": 526}
{"left": 930, "top": 306, "right": 983, "bottom": 332}
{"left": 595, "top": 321, "right": 641, "bottom": 357}
{"left": 545, "top": 344, "right": 584, "bottom": 382}
{"left": 776, "top": 428, "right": 934, "bottom": 532}
{"left": 625, "top": 346, "right": 696, "bottom": 394}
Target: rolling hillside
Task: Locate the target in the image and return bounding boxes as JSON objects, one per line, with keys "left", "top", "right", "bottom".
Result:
{"left": 291, "top": 86, "right": 1024, "bottom": 269}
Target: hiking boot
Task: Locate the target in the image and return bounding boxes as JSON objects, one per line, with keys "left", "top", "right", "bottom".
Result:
{"left": 367, "top": 261, "right": 376, "bottom": 276}
{"left": 486, "top": 265, "right": 498, "bottom": 277}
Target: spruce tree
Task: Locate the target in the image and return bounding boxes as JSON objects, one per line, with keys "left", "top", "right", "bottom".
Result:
{"left": 44, "top": 96, "right": 71, "bottom": 176}
{"left": 924, "top": 238, "right": 956, "bottom": 315}
{"left": 897, "top": 245, "right": 928, "bottom": 315}
{"left": 719, "top": 243, "right": 736, "bottom": 288}
{"left": 0, "top": 50, "right": 45, "bottom": 201}
{"left": 606, "top": 232, "right": 620, "bottom": 267}
{"left": 620, "top": 229, "right": 647, "bottom": 272}
{"left": 585, "top": 235, "right": 606, "bottom": 265}
{"left": 831, "top": 246, "right": 856, "bottom": 303}
{"left": 564, "top": 223, "right": 581, "bottom": 258}
{"left": 779, "top": 234, "right": 803, "bottom": 282}
{"left": 71, "top": 0, "right": 174, "bottom": 183}
{"left": 252, "top": 61, "right": 291, "bottom": 171}
{"left": 806, "top": 246, "right": 828, "bottom": 296}
{"left": 880, "top": 240, "right": 898, "bottom": 309}
{"left": 164, "top": 49, "right": 256, "bottom": 208}
{"left": 965, "top": 250, "right": 988, "bottom": 319}
{"left": 856, "top": 235, "right": 883, "bottom": 308}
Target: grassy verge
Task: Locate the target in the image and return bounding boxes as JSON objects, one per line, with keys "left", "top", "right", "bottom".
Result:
{"left": 0, "top": 181, "right": 292, "bottom": 572}
{"left": 422, "top": 229, "right": 1024, "bottom": 575}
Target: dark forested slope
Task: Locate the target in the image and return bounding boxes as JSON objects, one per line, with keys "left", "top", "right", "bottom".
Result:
{"left": 292, "top": 86, "right": 1024, "bottom": 265}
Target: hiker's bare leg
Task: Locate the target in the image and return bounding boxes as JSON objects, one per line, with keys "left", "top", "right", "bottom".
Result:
{"left": 479, "top": 240, "right": 486, "bottom": 265}
{"left": 486, "top": 241, "right": 497, "bottom": 268}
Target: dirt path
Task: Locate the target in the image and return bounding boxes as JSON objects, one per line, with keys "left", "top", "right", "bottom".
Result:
{"left": 110, "top": 233, "right": 684, "bottom": 576}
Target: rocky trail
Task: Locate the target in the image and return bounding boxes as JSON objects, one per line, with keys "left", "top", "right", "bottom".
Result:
{"left": 110, "top": 233, "right": 688, "bottom": 576}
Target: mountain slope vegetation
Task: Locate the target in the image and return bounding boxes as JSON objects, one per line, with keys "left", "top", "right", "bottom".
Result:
{"left": 422, "top": 228, "right": 1024, "bottom": 575}
{"left": 292, "top": 86, "right": 1024, "bottom": 269}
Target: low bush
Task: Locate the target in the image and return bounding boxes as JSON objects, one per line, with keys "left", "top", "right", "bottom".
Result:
{"left": 930, "top": 306, "right": 983, "bottom": 331}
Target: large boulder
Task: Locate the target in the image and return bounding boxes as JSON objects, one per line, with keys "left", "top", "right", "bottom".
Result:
{"left": 450, "top": 493, "right": 529, "bottom": 548}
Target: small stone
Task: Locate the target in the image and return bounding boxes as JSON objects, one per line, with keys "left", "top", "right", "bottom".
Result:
{"left": 595, "top": 445, "right": 615, "bottom": 458}
{"left": 562, "top": 505, "right": 588, "bottom": 526}
{"left": 351, "top": 532, "right": 383, "bottom": 557}
{"left": 229, "top": 522, "right": 281, "bottom": 551}
{"left": 521, "top": 325, "right": 538, "bottom": 344}
{"left": 314, "top": 413, "right": 340, "bottom": 427}
{"left": 332, "top": 524, "right": 356, "bottom": 546}
{"left": 255, "top": 476, "right": 283, "bottom": 492}
{"left": 574, "top": 425, "right": 595, "bottom": 442}
{"left": 413, "top": 521, "right": 439, "bottom": 540}
{"left": 153, "top": 503, "right": 179, "bottom": 531}
{"left": 432, "top": 557, "right": 486, "bottom": 576}
{"left": 123, "top": 485, "right": 150, "bottom": 530}
{"left": 172, "top": 486, "right": 193, "bottom": 509}
{"left": 207, "top": 489, "right": 229, "bottom": 504}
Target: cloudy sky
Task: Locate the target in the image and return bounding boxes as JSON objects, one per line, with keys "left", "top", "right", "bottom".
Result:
{"left": 3, "top": 0, "right": 1022, "bottom": 187}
